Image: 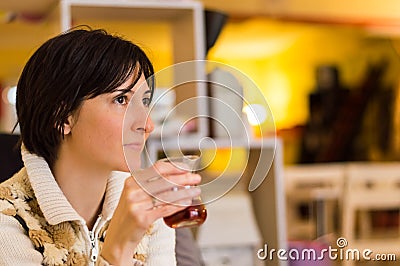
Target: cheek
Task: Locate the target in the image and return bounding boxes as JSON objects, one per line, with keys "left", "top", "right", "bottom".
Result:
{"left": 81, "top": 111, "right": 123, "bottom": 148}
{"left": 105, "top": 117, "right": 123, "bottom": 137}
{"left": 103, "top": 119, "right": 124, "bottom": 150}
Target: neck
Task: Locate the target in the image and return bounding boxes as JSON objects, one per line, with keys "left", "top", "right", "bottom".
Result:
{"left": 53, "top": 147, "right": 110, "bottom": 230}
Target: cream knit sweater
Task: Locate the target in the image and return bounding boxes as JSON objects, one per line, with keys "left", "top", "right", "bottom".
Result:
{"left": 0, "top": 148, "right": 176, "bottom": 265}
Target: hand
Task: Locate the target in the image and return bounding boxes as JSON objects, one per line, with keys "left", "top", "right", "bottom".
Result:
{"left": 100, "top": 160, "right": 201, "bottom": 265}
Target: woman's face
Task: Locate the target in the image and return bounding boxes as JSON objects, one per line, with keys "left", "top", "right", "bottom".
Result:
{"left": 64, "top": 74, "right": 153, "bottom": 172}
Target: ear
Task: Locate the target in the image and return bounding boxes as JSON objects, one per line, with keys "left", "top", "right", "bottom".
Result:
{"left": 63, "top": 115, "right": 74, "bottom": 135}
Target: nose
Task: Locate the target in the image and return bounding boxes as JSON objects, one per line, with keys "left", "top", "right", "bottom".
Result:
{"left": 145, "top": 116, "right": 154, "bottom": 136}
{"left": 133, "top": 109, "right": 154, "bottom": 137}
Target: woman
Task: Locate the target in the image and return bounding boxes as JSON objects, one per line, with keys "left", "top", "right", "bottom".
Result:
{"left": 0, "top": 28, "right": 201, "bottom": 265}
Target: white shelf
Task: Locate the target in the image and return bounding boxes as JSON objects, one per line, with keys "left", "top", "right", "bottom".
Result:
{"left": 59, "top": 0, "right": 205, "bottom": 60}
{"left": 59, "top": 0, "right": 208, "bottom": 138}
{"left": 154, "top": 136, "right": 275, "bottom": 149}
{"left": 61, "top": 0, "right": 204, "bottom": 27}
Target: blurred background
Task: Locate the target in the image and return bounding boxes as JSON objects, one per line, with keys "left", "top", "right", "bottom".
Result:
{"left": 1, "top": 1, "right": 400, "bottom": 265}
{"left": 2, "top": 0, "right": 400, "bottom": 164}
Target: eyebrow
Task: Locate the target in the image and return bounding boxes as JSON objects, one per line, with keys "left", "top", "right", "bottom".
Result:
{"left": 115, "top": 83, "right": 135, "bottom": 94}
{"left": 115, "top": 85, "right": 152, "bottom": 97}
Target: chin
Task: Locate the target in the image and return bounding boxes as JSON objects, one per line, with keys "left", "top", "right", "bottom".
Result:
{"left": 123, "top": 149, "right": 143, "bottom": 170}
{"left": 121, "top": 160, "right": 141, "bottom": 172}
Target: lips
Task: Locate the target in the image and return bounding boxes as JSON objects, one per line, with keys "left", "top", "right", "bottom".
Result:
{"left": 123, "top": 143, "right": 144, "bottom": 151}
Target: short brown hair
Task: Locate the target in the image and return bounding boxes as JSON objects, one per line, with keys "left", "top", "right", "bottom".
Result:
{"left": 16, "top": 27, "right": 154, "bottom": 167}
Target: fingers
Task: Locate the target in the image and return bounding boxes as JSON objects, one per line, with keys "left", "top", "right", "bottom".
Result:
{"left": 154, "top": 160, "right": 188, "bottom": 176}
{"left": 105, "top": 175, "right": 202, "bottom": 249}
{"left": 146, "top": 198, "right": 195, "bottom": 221}
{"left": 153, "top": 186, "right": 201, "bottom": 206}
{"left": 131, "top": 161, "right": 186, "bottom": 185}
{"left": 145, "top": 185, "right": 201, "bottom": 209}
{"left": 134, "top": 160, "right": 195, "bottom": 183}
{"left": 124, "top": 160, "right": 204, "bottom": 223}
{"left": 132, "top": 161, "right": 201, "bottom": 197}
{"left": 124, "top": 177, "right": 200, "bottom": 209}
{"left": 152, "top": 204, "right": 188, "bottom": 218}
{"left": 143, "top": 172, "right": 201, "bottom": 196}
{"left": 123, "top": 190, "right": 194, "bottom": 226}
{"left": 166, "top": 173, "right": 201, "bottom": 187}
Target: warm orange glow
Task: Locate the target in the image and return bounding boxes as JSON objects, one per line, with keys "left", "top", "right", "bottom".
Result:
{"left": 1, "top": 17, "right": 400, "bottom": 135}
{"left": 208, "top": 18, "right": 400, "bottom": 132}
{"left": 202, "top": 147, "right": 247, "bottom": 174}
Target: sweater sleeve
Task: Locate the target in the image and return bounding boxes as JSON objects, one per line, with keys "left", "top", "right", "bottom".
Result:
{"left": 146, "top": 218, "right": 176, "bottom": 266}
{"left": 0, "top": 213, "right": 43, "bottom": 265}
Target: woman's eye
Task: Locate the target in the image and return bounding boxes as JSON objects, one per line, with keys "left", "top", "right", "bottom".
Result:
{"left": 142, "top": 97, "right": 151, "bottom": 107}
{"left": 114, "top": 95, "right": 128, "bottom": 105}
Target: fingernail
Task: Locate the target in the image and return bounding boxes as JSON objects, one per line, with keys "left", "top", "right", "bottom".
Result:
{"left": 190, "top": 187, "right": 201, "bottom": 196}
{"left": 195, "top": 174, "right": 201, "bottom": 182}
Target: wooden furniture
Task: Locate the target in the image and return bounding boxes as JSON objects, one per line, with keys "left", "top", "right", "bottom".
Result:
{"left": 284, "top": 163, "right": 345, "bottom": 240}
{"left": 342, "top": 162, "right": 400, "bottom": 266}
{"left": 284, "top": 162, "right": 400, "bottom": 265}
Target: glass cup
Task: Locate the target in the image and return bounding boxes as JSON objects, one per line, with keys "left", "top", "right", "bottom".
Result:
{"left": 160, "top": 155, "right": 207, "bottom": 228}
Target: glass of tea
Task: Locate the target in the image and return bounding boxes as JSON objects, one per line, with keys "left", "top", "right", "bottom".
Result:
{"left": 160, "top": 155, "right": 207, "bottom": 228}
